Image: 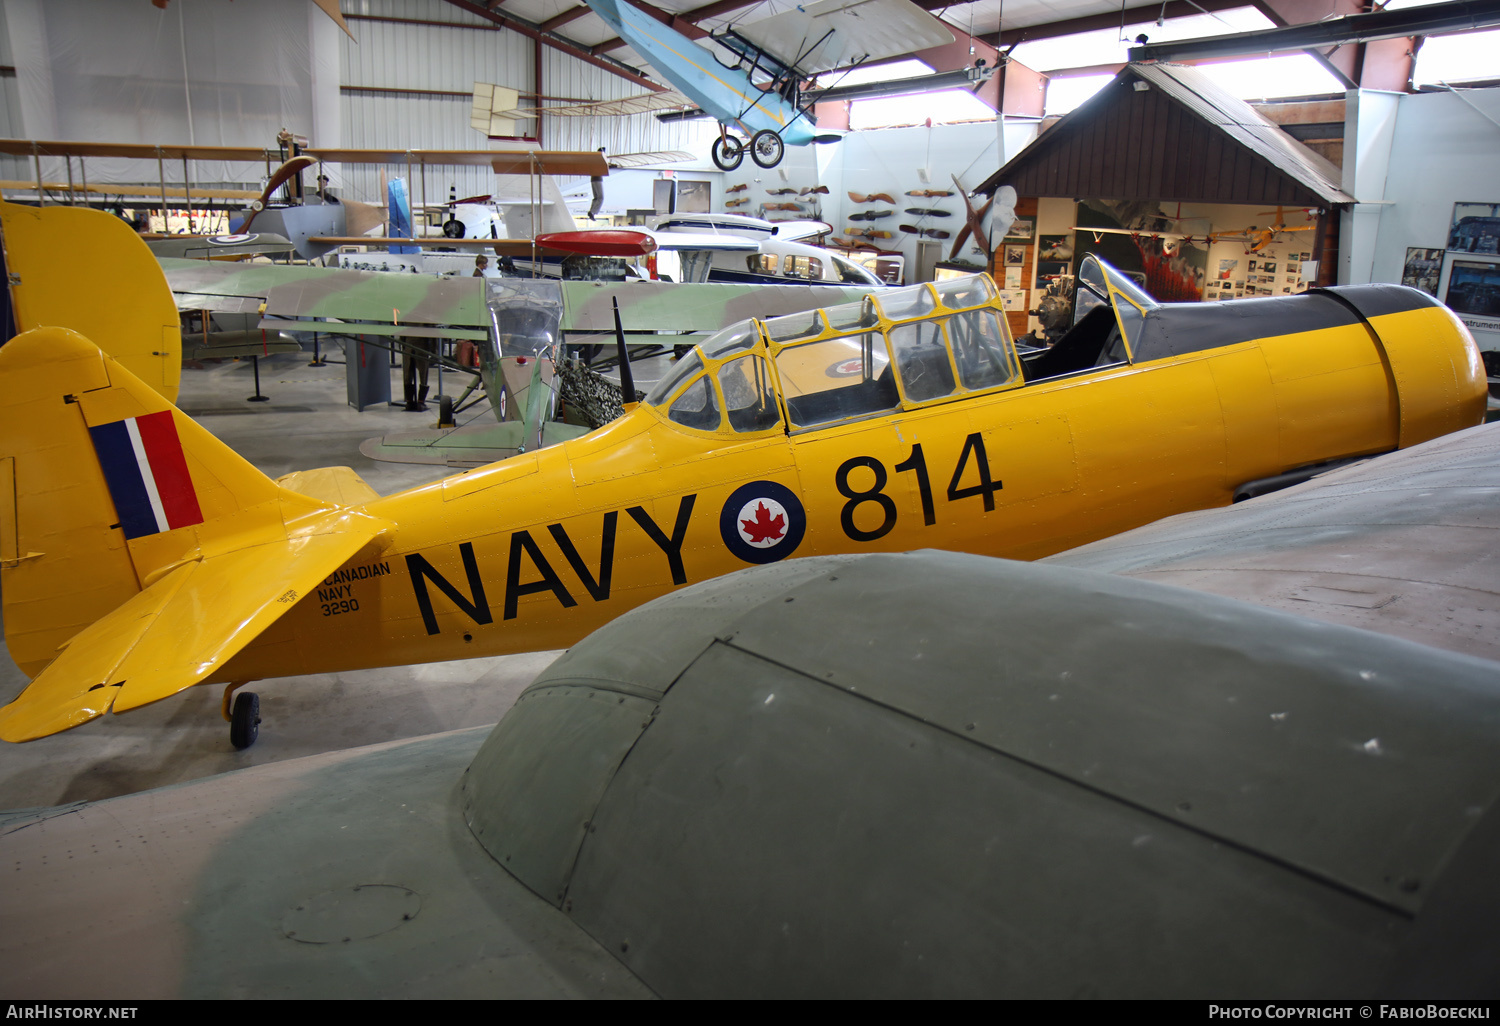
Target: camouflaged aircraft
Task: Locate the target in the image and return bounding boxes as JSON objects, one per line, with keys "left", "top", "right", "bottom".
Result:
{"left": 0, "top": 235, "right": 1486, "bottom": 747}
{"left": 160, "top": 249, "right": 882, "bottom": 464}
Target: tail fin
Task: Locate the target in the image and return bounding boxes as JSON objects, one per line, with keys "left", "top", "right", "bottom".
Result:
{"left": 0, "top": 328, "right": 391, "bottom": 741}
{"left": 0, "top": 199, "right": 182, "bottom": 402}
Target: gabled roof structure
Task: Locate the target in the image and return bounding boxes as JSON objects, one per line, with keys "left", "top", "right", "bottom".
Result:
{"left": 977, "top": 63, "right": 1355, "bottom": 209}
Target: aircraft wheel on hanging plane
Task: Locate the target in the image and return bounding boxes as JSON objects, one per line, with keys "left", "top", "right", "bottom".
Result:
{"left": 750, "top": 130, "right": 784, "bottom": 169}
{"left": 712, "top": 136, "right": 745, "bottom": 171}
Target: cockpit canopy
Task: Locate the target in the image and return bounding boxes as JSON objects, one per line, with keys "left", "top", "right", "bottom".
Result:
{"left": 645, "top": 274, "right": 1022, "bottom": 434}
{"left": 1073, "top": 253, "right": 1158, "bottom": 358}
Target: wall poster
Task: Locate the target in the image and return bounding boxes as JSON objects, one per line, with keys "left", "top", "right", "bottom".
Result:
{"left": 1448, "top": 202, "right": 1500, "bottom": 254}
{"left": 1439, "top": 253, "right": 1500, "bottom": 333}
{"left": 1401, "top": 248, "right": 1443, "bottom": 296}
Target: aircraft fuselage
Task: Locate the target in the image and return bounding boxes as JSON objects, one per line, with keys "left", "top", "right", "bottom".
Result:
{"left": 217, "top": 291, "right": 1483, "bottom": 682}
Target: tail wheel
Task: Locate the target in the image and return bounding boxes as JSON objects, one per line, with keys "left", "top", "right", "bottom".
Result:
{"left": 230, "top": 692, "right": 261, "bottom": 750}
{"left": 711, "top": 136, "right": 744, "bottom": 171}
{"left": 438, "top": 394, "right": 455, "bottom": 428}
{"left": 750, "top": 130, "right": 784, "bottom": 169}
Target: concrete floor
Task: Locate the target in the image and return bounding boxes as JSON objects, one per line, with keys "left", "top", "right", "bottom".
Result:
{"left": 0, "top": 342, "right": 674, "bottom": 810}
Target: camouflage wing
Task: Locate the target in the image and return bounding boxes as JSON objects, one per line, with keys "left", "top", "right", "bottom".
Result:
{"left": 161, "top": 258, "right": 490, "bottom": 339}
{"left": 559, "top": 280, "right": 880, "bottom": 344}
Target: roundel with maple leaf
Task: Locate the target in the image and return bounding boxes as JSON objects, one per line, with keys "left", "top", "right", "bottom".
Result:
{"left": 719, "top": 480, "right": 807, "bottom": 565}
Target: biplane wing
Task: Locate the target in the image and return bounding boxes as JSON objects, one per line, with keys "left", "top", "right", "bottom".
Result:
{"left": 1072, "top": 225, "right": 1207, "bottom": 244}
{"left": 158, "top": 258, "right": 491, "bottom": 341}
{"left": 504, "top": 90, "right": 696, "bottom": 120}
{"left": 729, "top": 0, "right": 954, "bottom": 76}
{"left": 606, "top": 150, "right": 697, "bottom": 169}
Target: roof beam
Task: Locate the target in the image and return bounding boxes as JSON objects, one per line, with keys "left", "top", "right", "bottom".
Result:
{"left": 1251, "top": 0, "right": 1358, "bottom": 90}
{"left": 439, "top": 0, "right": 665, "bottom": 90}
{"left": 969, "top": 0, "right": 1246, "bottom": 48}
{"left": 1128, "top": 0, "right": 1500, "bottom": 61}
{"left": 593, "top": 0, "right": 710, "bottom": 54}
{"left": 542, "top": 7, "right": 591, "bottom": 31}
{"left": 588, "top": 0, "right": 755, "bottom": 57}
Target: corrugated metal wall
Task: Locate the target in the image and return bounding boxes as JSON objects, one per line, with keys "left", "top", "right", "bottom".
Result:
{"left": 335, "top": 0, "right": 712, "bottom": 204}
{"left": 337, "top": 0, "right": 532, "bottom": 202}
{"left": 539, "top": 47, "right": 716, "bottom": 163}
{"left": 0, "top": 0, "right": 709, "bottom": 208}
{"left": 0, "top": 10, "right": 34, "bottom": 180}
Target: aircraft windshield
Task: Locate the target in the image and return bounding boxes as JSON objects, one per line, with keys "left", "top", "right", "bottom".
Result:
{"left": 485, "top": 278, "right": 564, "bottom": 360}
{"left": 699, "top": 321, "right": 759, "bottom": 360}
{"left": 1090, "top": 255, "right": 1158, "bottom": 312}
{"left": 647, "top": 273, "right": 1018, "bottom": 434}
{"left": 1074, "top": 255, "right": 1157, "bottom": 358}
{"left": 645, "top": 351, "right": 706, "bottom": 406}
{"left": 768, "top": 274, "right": 1018, "bottom": 430}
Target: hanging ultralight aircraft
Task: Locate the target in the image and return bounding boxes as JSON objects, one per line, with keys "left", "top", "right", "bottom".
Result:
{"left": 0, "top": 228, "right": 1486, "bottom": 747}
{"left": 581, "top": 0, "right": 956, "bottom": 170}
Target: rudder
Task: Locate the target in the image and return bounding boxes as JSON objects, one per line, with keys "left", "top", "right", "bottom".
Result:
{"left": 0, "top": 326, "right": 288, "bottom": 677}
{"left": 0, "top": 200, "right": 182, "bottom": 401}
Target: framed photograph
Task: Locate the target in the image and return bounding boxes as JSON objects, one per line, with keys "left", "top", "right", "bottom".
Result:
{"left": 1004, "top": 245, "right": 1026, "bottom": 265}
{"left": 676, "top": 179, "right": 712, "bottom": 213}
{"left": 1247, "top": 260, "right": 1257, "bottom": 272}
{"left": 1004, "top": 218, "right": 1034, "bottom": 242}
{"left": 1262, "top": 261, "right": 1277, "bottom": 274}
{"left": 1038, "top": 235, "right": 1073, "bottom": 261}
{"left": 1448, "top": 202, "right": 1500, "bottom": 254}
{"left": 1217, "top": 258, "right": 1238, "bottom": 280}
{"left": 1438, "top": 253, "right": 1500, "bottom": 332}
{"left": 1401, "top": 247, "right": 1443, "bottom": 296}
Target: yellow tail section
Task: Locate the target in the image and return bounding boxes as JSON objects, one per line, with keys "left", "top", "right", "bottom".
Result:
{"left": 0, "top": 328, "right": 392, "bottom": 741}
{"left": 0, "top": 200, "right": 182, "bottom": 402}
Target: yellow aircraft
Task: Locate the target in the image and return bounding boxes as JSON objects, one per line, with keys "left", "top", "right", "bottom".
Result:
{"left": 0, "top": 240, "right": 1486, "bottom": 747}
{"left": 1212, "top": 206, "right": 1320, "bottom": 254}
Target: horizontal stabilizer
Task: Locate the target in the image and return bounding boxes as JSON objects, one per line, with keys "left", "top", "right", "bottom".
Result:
{"left": 276, "top": 466, "right": 383, "bottom": 507}
{"left": 0, "top": 522, "right": 389, "bottom": 742}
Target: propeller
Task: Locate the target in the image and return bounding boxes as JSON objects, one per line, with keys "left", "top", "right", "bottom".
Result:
{"left": 240, "top": 155, "right": 318, "bottom": 232}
